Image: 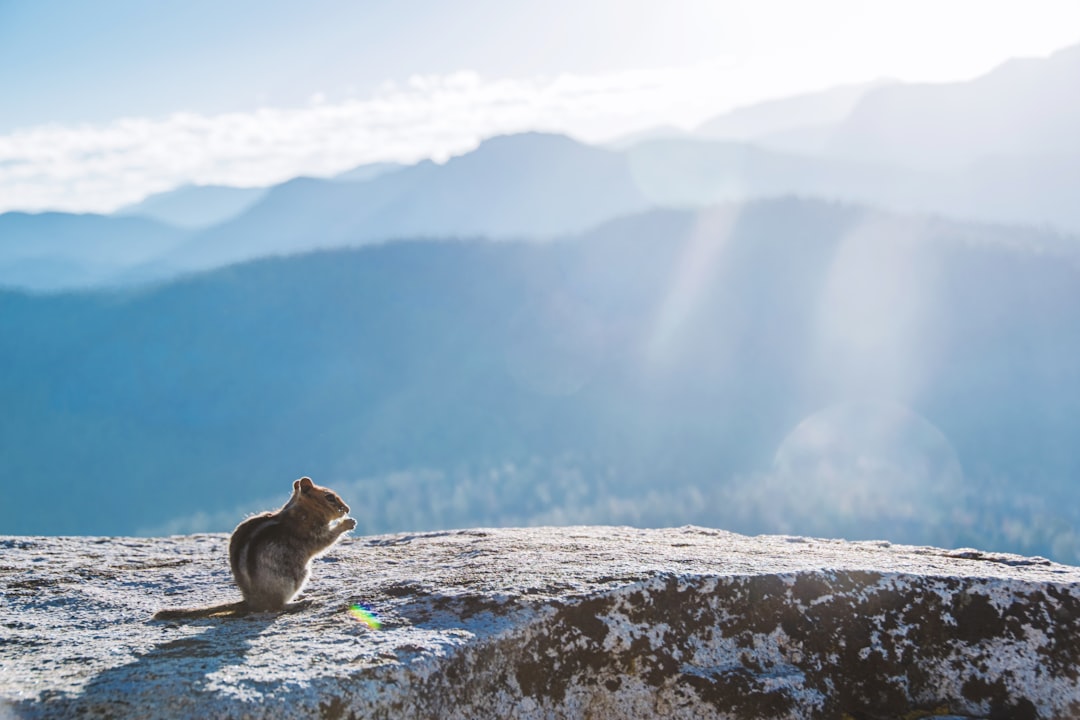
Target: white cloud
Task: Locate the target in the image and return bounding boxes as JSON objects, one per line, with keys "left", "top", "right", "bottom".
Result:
{"left": 0, "top": 63, "right": 735, "bottom": 215}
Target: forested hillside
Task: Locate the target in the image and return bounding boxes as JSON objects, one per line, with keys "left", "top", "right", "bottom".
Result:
{"left": 3, "top": 198, "right": 1079, "bottom": 561}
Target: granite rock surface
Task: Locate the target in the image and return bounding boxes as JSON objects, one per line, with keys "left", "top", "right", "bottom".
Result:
{"left": 2, "top": 526, "right": 1079, "bottom": 719}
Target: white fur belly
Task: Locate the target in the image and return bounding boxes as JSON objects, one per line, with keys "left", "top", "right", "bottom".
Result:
{"left": 253, "top": 561, "right": 310, "bottom": 603}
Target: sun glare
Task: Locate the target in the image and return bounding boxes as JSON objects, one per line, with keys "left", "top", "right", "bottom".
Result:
{"left": 814, "top": 214, "right": 938, "bottom": 402}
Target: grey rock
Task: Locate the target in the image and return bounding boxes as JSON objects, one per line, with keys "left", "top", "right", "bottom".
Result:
{"left": 2, "top": 526, "right": 1079, "bottom": 719}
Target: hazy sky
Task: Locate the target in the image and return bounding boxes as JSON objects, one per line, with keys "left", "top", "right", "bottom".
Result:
{"left": 2, "top": 0, "right": 1079, "bottom": 213}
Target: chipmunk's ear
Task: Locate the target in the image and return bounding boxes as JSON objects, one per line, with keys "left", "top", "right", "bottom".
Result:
{"left": 297, "top": 477, "right": 314, "bottom": 492}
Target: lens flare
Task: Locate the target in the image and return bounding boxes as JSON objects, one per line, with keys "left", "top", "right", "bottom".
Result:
{"left": 349, "top": 603, "right": 382, "bottom": 629}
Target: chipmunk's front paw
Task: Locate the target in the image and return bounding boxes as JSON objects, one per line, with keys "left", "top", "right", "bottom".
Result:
{"left": 339, "top": 517, "right": 357, "bottom": 532}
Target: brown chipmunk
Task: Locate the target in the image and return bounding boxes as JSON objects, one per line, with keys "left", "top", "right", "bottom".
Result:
{"left": 154, "top": 476, "right": 356, "bottom": 620}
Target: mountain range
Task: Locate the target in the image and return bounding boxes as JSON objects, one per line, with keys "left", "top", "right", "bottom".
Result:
{"left": 2, "top": 198, "right": 1079, "bottom": 567}
{"left": 4, "top": 42, "right": 1080, "bottom": 293}
{"left": 3, "top": 44, "right": 1080, "bottom": 563}
{"left": 148, "top": 133, "right": 648, "bottom": 277}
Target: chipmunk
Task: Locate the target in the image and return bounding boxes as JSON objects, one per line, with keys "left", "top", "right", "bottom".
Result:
{"left": 154, "top": 476, "right": 356, "bottom": 620}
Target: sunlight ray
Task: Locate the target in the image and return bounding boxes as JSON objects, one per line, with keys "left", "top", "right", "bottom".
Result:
{"left": 645, "top": 207, "right": 740, "bottom": 368}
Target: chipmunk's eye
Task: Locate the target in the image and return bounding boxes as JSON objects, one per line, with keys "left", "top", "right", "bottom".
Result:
{"left": 325, "top": 493, "right": 335, "bottom": 502}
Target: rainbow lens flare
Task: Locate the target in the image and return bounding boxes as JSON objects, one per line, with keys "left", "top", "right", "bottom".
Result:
{"left": 349, "top": 603, "right": 382, "bottom": 629}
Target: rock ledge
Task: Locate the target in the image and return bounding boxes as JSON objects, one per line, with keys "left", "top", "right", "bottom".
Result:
{"left": 2, "top": 526, "right": 1079, "bottom": 719}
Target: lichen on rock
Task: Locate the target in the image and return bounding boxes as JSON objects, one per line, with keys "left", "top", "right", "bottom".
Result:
{"left": 2, "top": 526, "right": 1079, "bottom": 719}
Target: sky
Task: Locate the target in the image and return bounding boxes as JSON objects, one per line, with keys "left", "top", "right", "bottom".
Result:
{"left": 1, "top": 0, "right": 1079, "bottom": 214}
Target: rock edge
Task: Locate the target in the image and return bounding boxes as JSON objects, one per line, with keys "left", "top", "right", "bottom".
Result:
{"left": 2, "top": 526, "right": 1079, "bottom": 719}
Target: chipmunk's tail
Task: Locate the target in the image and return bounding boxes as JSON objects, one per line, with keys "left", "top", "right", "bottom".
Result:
{"left": 153, "top": 601, "right": 248, "bottom": 620}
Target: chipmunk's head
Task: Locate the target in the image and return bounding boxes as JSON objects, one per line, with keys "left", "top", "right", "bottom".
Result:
{"left": 292, "top": 476, "right": 352, "bottom": 520}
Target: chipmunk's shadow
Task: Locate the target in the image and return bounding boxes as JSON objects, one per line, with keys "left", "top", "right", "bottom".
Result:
{"left": 42, "top": 614, "right": 283, "bottom": 716}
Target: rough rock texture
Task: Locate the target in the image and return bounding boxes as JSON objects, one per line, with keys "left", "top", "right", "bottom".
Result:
{"left": 2, "top": 526, "right": 1079, "bottom": 719}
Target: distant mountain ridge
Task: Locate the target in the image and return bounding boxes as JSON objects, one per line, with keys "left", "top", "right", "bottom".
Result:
{"left": 140, "top": 132, "right": 651, "bottom": 277}
{"left": 824, "top": 43, "right": 1080, "bottom": 169}
{"left": 115, "top": 162, "right": 404, "bottom": 229}
{"left": 0, "top": 212, "right": 189, "bottom": 291}
{"left": 3, "top": 43, "right": 1080, "bottom": 292}
{"left": 694, "top": 79, "right": 896, "bottom": 154}
{"left": 332, "top": 161, "right": 405, "bottom": 183}
{"left": 115, "top": 184, "right": 269, "bottom": 229}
